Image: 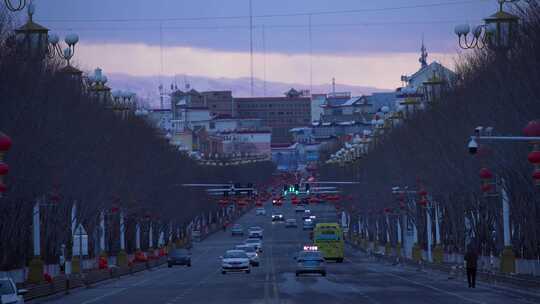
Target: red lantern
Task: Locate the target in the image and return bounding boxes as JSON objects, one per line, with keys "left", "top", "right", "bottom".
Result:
{"left": 479, "top": 168, "right": 494, "bottom": 180}
{"left": 418, "top": 198, "right": 428, "bottom": 206}
{"left": 481, "top": 184, "right": 493, "bottom": 193}
{"left": 50, "top": 192, "right": 61, "bottom": 204}
{"left": 418, "top": 189, "right": 427, "bottom": 197}
{"left": 0, "top": 133, "right": 12, "bottom": 153}
{"left": 110, "top": 206, "right": 119, "bottom": 213}
{"left": 532, "top": 170, "right": 540, "bottom": 182}
{"left": 523, "top": 120, "right": 540, "bottom": 137}
{"left": 383, "top": 207, "right": 391, "bottom": 213}
{"left": 528, "top": 151, "right": 540, "bottom": 165}
{"left": 0, "top": 162, "right": 8, "bottom": 176}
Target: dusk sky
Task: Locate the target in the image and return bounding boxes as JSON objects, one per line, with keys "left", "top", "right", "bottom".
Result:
{"left": 30, "top": 0, "right": 498, "bottom": 90}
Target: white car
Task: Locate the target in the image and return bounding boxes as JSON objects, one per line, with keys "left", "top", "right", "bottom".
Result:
{"left": 255, "top": 208, "right": 266, "bottom": 216}
{"left": 244, "top": 238, "right": 263, "bottom": 252}
{"left": 248, "top": 226, "right": 264, "bottom": 239}
{"left": 236, "top": 244, "right": 260, "bottom": 266}
{"left": 295, "top": 205, "right": 305, "bottom": 212}
{"left": 221, "top": 250, "right": 251, "bottom": 274}
{"left": 0, "top": 278, "right": 27, "bottom": 304}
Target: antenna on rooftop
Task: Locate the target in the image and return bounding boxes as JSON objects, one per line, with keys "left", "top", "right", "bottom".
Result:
{"left": 332, "top": 77, "right": 336, "bottom": 97}
{"left": 309, "top": 14, "right": 313, "bottom": 95}
{"left": 159, "top": 21, "right": 165, "bottom": 109}
{"left": 249, "top": 0, "right": 254, "bottom": 97}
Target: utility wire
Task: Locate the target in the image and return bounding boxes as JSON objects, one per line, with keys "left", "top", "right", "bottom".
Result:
{"left": 49, "top": 19, "right": 483, "bottom": 32}
{"left": 39, "top": 0, "right": 488, "bottom": 23}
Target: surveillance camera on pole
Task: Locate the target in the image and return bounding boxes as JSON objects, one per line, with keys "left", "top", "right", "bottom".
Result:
{"left": 468, "top": 138, "right": 479, "bottom": 155}
{"left": 474, "top": 126, "right": 483, "bottom": 136}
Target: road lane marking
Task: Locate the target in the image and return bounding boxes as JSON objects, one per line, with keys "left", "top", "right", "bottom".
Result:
{"left": 79, "top": 288, "right": 128, "bottom": 304}
{"left": 346, "top": 258, "right": 487, "bottom": 304}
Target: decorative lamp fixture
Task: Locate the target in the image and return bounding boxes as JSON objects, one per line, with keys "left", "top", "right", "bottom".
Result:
{"left": 4, "top": 0, "right": 27, "bottom": 11}
{"left": 455, "top": 0, "right": 520, "bottom": 52}
{"left": 14, "top": 2, "right": 49, "bottom": 59}
{"left": 423, "top": 72, "right": 446, "bottom": 103}
{"left": 48, "top": 33, "right": 82, "bottom": 76}
{"left": 87, "top": 68, "right": 111, "bottom": 102}
{"left": 483, "top": 1, "right": 519, "bottom": 51}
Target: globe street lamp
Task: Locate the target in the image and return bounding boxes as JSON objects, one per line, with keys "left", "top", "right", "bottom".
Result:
{"left": 14, "top": 2, "right": 49, "bottom": 60}
{"left": 87, "top": 68, "right": 111, "bottom": 103}
{"left": 455, "top": 0, "right": 520, "bottom": 52}
{"left": 111, "top": 90, "right": 137, "bottom": 119}
{"left": 48, "top": 33, "right": 82, "bottom": 76}
{"left": 4, "top": 0, "right": 27, "bottom": 12}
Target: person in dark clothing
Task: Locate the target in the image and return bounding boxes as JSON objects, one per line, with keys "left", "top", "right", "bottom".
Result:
{"left": 464, "top": 246, "right": 479, "bottom": 288}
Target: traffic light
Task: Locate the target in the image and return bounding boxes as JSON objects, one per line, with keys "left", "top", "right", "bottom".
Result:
{"left": 305, "top": 183, "right": 310, "bottom": 194}
{"left": 283, "top": 184, "right": 288, "bottom": 195}
{"left": 294, "top": 184, "right": 299, "bottom": 195}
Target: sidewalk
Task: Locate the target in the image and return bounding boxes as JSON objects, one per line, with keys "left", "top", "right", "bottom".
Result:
{"left": 22, "top": 257, "right": 167, "bottom": 301}
{"left": 346, "top": 240, "right": 540, "bottom": 294}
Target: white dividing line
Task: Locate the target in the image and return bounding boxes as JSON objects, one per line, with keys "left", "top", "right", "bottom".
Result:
{"left": 79, "top": 288, "right": 128, "bottom": 304}
{"left": 347, "top": 259, "right": 486, "bottom": 304}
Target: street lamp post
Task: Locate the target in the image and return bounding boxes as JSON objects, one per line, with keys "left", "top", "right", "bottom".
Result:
{"left": 14, "top": 2, "right": 49, "bottom": 60}
{"left": 87, "top": 68, "right": 112, "bottom": 103}
{"left": 455, "top": 0, "right": 520, "bottom": 52}
{"left": 466, "top": 123, "right": 540, "bottom": 273}
{"left": 48, "top": 33, "right": 83, "bottom": 77}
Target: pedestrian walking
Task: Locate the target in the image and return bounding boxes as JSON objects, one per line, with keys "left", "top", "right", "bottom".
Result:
{"left": 464, "top": 245, "right": 478, "bottom": 288}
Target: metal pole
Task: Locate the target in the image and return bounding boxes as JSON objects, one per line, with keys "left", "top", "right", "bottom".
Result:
{"left": 385, "top": 214, "right": 391, "bottom": 243}
{"left": 435, "top": 204, "right": 441, "bottom": 245}
{"left": 99, "top": 211, "right": 105, "bottom": 253}
{"left": 33, "top": 201, "right": 40, "bottom": 256}
{"left": 149, "top": 222, "right": 153, "bottom": 249}
{"left": 136, "top": 223, "right": 141, "bottom": 250}
{"left": 120, "top": 211, "right": 125, "bottom": 251}
{"left": 501, "top": 179, "right": 511, "bottom": 247}
{"left": 397, "top": 216, "right": 402, "bottom": 243}
{"left": 249, "top": 0, "right": 254, "bottom": 97}
{"left": 426, "top": 207, "right": 433, "bottom": 262}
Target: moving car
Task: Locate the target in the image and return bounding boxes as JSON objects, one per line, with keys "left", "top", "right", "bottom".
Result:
{"left": 0, "top": 278, "right": 27, "bottom": 304}
{"left": 295, "top": 247, "right": 326, "bottom": 276}
{"left": 244, "top": 238, "right": 263, "bottom": 252}
{"left": 248, "top": 226, "right": 264, "bottom": 239}
{"left": 221, "top": 250, "right": 251, "bottom": 274}
{"left": 271, "top": 214, "right": 284, "bottom": 222}
{"left": 285, "top": 218, "right": 298, "bottom": 228}
{"left": 303, "top": 218, "right": 315, "bottom": 230}
{"left": 256, "top": 208, "right": 266, "bottom": 216}
{"left": 302, "top": 209, "right": 312, "bottom": 220}
{"left": 236, "top": 244, "right": 260, "bottom": 266}
{"left": 295, "top": 205, "right": 306, "bottom": 212}
{"left": 168, "top": 248, "right": 192, "bottom": 267}
{"left": 231, "top": 224, "right": 244, "bottom": 236}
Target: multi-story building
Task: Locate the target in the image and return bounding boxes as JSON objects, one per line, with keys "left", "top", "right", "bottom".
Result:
{"left": 234, "top": 88, "right": 311, "bottom": 145}
{"left": 201, "top": 91, "right": 234, "bottom": 117}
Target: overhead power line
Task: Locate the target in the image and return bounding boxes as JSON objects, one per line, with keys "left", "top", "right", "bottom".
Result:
{"left": 49, "top": 19, "right": 483, "bottom": 32}
{"left": 39, "top": 0, "right": 488, "bottom": 23}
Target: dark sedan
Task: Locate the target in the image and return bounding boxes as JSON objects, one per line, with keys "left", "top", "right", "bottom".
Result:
{"left": 168, "top": 249, "right": 192, "bottom": 267}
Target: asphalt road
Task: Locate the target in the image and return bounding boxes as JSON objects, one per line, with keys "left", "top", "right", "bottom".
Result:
{"left": 32, "top": 202, "right": 540, "bottom": 304}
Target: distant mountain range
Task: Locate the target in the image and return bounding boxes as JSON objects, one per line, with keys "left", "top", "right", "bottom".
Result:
{"left": 106, "top": 73, "right": 391, "bottom": 108}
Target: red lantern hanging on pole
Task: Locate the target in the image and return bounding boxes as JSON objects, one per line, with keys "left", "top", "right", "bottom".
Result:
{"left": 0, "top": 132, "right": 12, "bottom": 161}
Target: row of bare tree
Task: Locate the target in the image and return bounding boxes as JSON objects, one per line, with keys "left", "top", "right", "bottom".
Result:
{"left": 0, "top": 11, "right": 275, "bottom": 269}
{"left": 320, "top": 6, "right": 540, "bottom": 259}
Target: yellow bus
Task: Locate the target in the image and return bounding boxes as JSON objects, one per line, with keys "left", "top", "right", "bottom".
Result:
{"left": 313, "top": 223, "right": 344, "bottom": 262}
